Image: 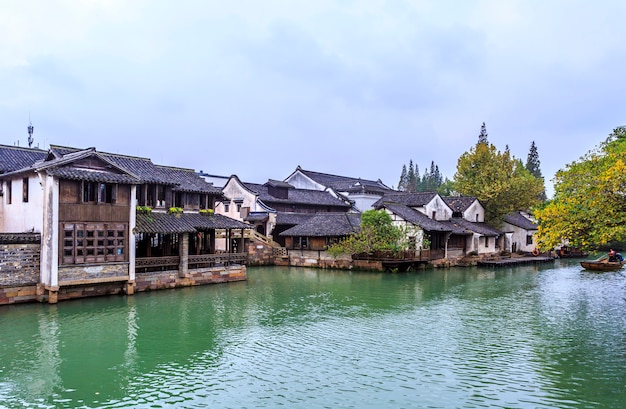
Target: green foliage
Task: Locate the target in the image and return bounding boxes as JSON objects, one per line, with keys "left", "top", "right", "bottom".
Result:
{"left": 168, "top": 207, "right": 184, "bottom": 214}
{"left": 199, "top": 209, "right": 215, "bottom": 215}
{"left": 454, "top": 141, "right": 544, "bottom": 226}
{"left": 534, "top": 127, "right": 626, "bottom": 250}
{"left": 478, "top": 122, "right": 488, "bottom": 144}
{"left": 525, "top": 141, "right": 547, "bottom": 201}
{"left": 327, "top": 210, "right": 406, "bottom": 257}
{"left": 136, "top": 205, "right": 152, "bottom": 214}
{"left": 397, "top": 159, "right": 446, "bottom": 193}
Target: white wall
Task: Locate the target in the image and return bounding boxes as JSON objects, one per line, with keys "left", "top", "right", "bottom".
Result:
{"left": 463, "top": 201, "right": 485, "bottom": 222}
{"left": 1, "top": 174, "right": 44, "bottom": 233}
{"left": 423, "top": 196, "right": 453, "bottom": 221}
{"left": 217, "top": 177, "right": 259, "bottom": 221}
{"left": 504, "top": 223, "right": 537, "bottom": 253}
{"left": 284, "top": 171, "right": 325, "bottom": 191}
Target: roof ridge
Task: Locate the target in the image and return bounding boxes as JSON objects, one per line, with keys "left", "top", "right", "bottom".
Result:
{"left": 50, "top": 144, "right": 153, "bottom": 161}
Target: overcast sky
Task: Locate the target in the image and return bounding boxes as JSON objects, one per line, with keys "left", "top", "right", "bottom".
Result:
{"left": 1, "top": 1, "right": 624, "bottom": 197}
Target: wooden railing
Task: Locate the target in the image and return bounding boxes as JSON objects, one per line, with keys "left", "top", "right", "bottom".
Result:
{"left": 246, "top": 230, "right": 282, "bottom": 248}
{"left": 135, "top": 256, "right": 180, "bottom": 273}
{"left": 188, "top": 253, "right": 248, "bottom": 269}
{"left": 136, "top": 253, "right": 248, "bottom": 274}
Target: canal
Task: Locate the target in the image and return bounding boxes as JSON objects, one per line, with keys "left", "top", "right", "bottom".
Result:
{"left": 1, "top": 260, "right": 625, "bottom": 408}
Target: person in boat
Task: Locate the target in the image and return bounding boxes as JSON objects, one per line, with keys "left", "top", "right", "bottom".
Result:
{"left": 608, "top": 249, "right": 623, "bottom": 262}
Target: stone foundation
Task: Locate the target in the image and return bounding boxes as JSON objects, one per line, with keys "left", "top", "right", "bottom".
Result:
{"left": 247, "top": 242, "right": 275, "bottom": 266}
{"left": 135, "top": 265, "right": 247, "bottom": 292}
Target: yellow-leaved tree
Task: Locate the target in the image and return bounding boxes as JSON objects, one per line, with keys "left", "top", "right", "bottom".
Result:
{"left": 454, "top": 142, "right": 544, "bottom": 226}
{"left": 535, "top": 127, "right": 626, "bottom": 250}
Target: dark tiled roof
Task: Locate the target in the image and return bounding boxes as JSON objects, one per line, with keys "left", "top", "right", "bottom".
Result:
{"left": 275, "top": 212, "right": 316, "bottom": 225}
{"left": 245, "top": 212, "right": 269, "bottom": 222}
{"left": 245, "top": 183, "right": 350, "bottom": 208}
{"left": 135, "top": 212, "right": 250, "bottom": 234}
{"left": 185, "top": 213, "right": 251, "bottom": 230}
{"left": 383, "top": 203, "right": 451, "bottom": 232}
{"left": 155, "top": 165, "right": 221, "bottom": 194}
{"left": 265, "top": 179, "right": 293, "bottom": 188}
{"left": 373, "top": 192, "right": 439, "bottom": 209}
{"left": 46, "top": 166, "right": 141, "bottom": 184}
{"left": 0, "top": 233, "right": 41, "bottom": 243}
{"left": 0, "top": 145, "right": 47, "bottom": 173}
{"left": 280, "top": 213, "right": 361, "bottom": 237}
{"left": 443, "top": 196, "right": 478, "bottom": 213}
{"left": 450, "top": 218, "right": 502, "bottom": 236}
{"left": 438, "top": 220, "right": 474, "bottom": 235}
{"left": 47, "top": 145, "right": 220, "bottom": 194}
{"left": 135, "top": 212, "right": 197, "bottom": 234}
{"left": 298, "top": 167, "right": 393, "bottom": 193}
{"left": 504, "top": 211, "right": 538, "bottom": 230}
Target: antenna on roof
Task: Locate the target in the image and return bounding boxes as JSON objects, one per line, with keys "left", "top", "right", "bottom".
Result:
{"left": 27, "top": 114, "right": 34, "bottom": 148}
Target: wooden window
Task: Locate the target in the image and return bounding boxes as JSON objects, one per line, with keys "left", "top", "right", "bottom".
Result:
{"left": 6, "top": 180, "right": 11, "bottom": 204}
{"left": 83, "top": 181, "right": 97, "bottom": 202}
{"left": 99, "top": 183, "right": 116, "bottom": 204}
{"left": 22, "top": 177, "right": 29, "bottom": 202}
{"left": 432, "top": 211, "right": 436, "bottom": 219}
{"left": 224, "top": 202, "right": 230, "bottom": 212}
{"left": 298, "top": 237, "right": 308, "bottom": 249}
{"left": 137, "top": 185, "right": 146, "bottom": 206}
{"left": 526, "top": 235, "right": 533, "bottom": 245}
{"left": 61, "top": 222, "right": 127, "bottom": 264}
{"left": 174, "top": 192, "right": 184, "bottom": 208}
{"left": 157, "top": 185, "right": 166, "bottom": 207}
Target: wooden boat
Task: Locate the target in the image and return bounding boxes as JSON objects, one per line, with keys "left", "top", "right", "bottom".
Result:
{"left": 557, "top": 246, "right": 589, "bottom": 258}
{"left": 580, "top": 258, "right": 626, "bottom": 271}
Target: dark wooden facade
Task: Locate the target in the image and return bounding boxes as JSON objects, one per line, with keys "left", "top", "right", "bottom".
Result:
{"left": 58, "top": 179, "right": 131, "bottom": 266}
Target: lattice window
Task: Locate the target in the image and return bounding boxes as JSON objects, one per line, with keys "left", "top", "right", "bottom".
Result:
{"left": 62, "top": 222, "right": 127, "bottom": 264}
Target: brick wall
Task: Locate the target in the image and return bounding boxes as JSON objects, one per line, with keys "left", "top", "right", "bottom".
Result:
{"left": 135, "top": 265, "right": 246, "bottom": 292}
{"left": 0, "top": 234, "right": 40, "bottom": 287}
{"left": 0, "top": 234, "right": 41, "bottom": 304}
{"left": 247, "top": 242, "right": 275, "bottom": 266}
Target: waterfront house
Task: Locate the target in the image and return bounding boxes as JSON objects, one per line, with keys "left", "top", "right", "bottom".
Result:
{"left": 216, "top": 176, "right": 353, "bottom": 247}
{"left": 284, "top": 166, "right": 394, "bottom": 211}
{"left": 373, "top": 192, "right": 504, "bottom": 260}
{"left": 0, "top": 144, "right": 250, "bottom": 304}
{"left": 502, "top": 211, "right": 538, "bottom": 253}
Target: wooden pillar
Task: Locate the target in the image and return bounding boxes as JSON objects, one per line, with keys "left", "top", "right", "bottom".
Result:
{"left": 209, "top": 229, "right": 216, "bottom": 254}
{"left": 239, "top": 229, "right": 245, "bottom": 253}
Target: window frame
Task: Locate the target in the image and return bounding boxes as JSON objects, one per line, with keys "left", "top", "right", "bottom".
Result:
{"left": 22, "top": 177, "right": 29, "bottom": 202}
{"left": 61, "top": 222, "right": 127, "bottom": 265}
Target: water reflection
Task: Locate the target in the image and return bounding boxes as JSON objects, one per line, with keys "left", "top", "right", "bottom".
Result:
{"left": 0, "top": 262, "right": 624, "bottom": 408}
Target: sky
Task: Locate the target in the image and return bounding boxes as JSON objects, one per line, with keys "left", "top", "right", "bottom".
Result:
{"left": 1, "top": 0, "right": 625, "bottom": 197}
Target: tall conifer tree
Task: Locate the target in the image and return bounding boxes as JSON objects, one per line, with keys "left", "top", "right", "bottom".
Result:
{"left": 478, "top": 122, "right": 489, "bottom": 144}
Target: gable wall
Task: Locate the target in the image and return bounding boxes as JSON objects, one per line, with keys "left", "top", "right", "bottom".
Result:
{"left": 284, "top": 172, "right": 325, "bottom": 191}
{"left": 1, "top": 174, "right": 44, "bottom": 233}
{"left": 463, "top": 201, "right": 485, "bottom": 222}
{"left": 218, "top": 178, "right": 259, "bottom": 221}
{"left": 424, "top": 196, "right": 452, "bottom": 221}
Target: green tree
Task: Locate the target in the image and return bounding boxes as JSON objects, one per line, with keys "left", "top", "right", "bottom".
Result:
{"left": 327, "top": 209, "right": 405, "bottom": 256}
{"left": 478, "top": 122, "right": 489, "bottom": 144}
{"left": 398, "top": 164, "right": 407, "bottom": 191}
{"left": 534, "top": 127, "right": 626, "bottom": 250}
{"left": 437, "top": 178, "right": 455, "bottom": 196}
{"left": 454, "top": 142, "right": 544, "bottom": 225}
{"left": 525, "top": 140, "right": 547, "bottom": 201}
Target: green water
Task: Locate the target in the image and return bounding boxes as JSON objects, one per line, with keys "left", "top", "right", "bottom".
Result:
{"left": 1, "top": 260, "right": 625, "bottom": 408}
